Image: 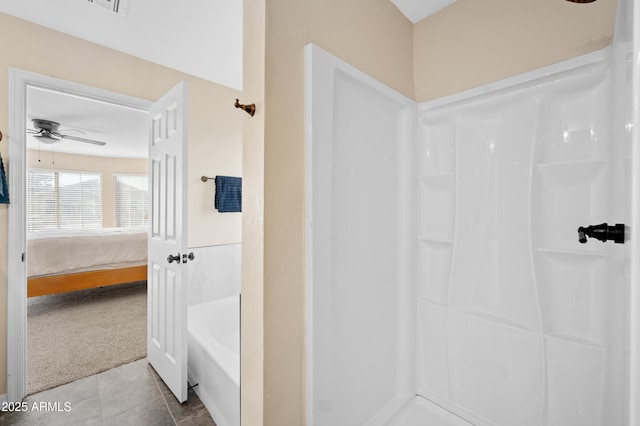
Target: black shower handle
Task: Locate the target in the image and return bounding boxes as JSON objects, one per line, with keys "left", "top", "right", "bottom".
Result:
{"left": 578, "top": 227, "right": 588, "bottom": 244}
{"left": 577, "top": 223, "right": 625, "bottom": 244}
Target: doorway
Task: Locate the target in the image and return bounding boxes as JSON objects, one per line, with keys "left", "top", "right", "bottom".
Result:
{"left": 24, "top": 84, "right": 150, "bottom": 394}
{"left": 7, "top": 68, "right": 157, "bottom": 401}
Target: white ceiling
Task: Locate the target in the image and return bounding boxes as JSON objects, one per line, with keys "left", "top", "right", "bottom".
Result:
{"left": 390, "top": 0, "right": 456, "bottom": 23}
{"left": 0, "top": 0, "right": 242, "bottom": 91}
{"left": 27, "top": 86, "right": 148, "bottom": 159}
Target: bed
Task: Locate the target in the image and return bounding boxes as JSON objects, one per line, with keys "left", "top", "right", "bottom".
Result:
{"left": 27, "top": 228, "right": 148, "bottom": 297}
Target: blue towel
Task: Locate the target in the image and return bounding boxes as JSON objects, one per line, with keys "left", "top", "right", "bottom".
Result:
{"left": 215, "top": 176, "right": 241, "bottom": 213}
{"left": 0, "top": 154, "right": 9, "bottom": 204}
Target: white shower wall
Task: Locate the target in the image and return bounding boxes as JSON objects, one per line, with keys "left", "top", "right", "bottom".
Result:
{"left": 306, "top": 45, "right": 417, "bottom": 426}
{"left": 306, "top": 41, "right": 631, "bottom": 426}
{"left": 416, "top": 48, "right": 630, "bottom": 426}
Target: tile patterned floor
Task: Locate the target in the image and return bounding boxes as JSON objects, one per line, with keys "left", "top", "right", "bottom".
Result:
{"left": 0, "top": 359, "right": 216, "bottom": 426}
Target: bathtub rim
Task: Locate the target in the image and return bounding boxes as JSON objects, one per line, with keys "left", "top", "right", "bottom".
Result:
{"left": 188, "top": 294, "right": 240, "bottom": 387}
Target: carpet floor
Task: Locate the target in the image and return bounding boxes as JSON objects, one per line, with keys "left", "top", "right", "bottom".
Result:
{"left": 27, "top": 281, "right": 147, "bottom": 395}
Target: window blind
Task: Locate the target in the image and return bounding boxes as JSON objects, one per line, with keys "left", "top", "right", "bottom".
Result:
{"left": 115, "top": 174, "right": 148, "bottom": 228}
{"left": 27, "top": 170, "right": 102, "bottom": 232}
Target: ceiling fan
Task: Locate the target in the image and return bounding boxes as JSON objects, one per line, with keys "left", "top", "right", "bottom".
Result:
{"left": 28, "top": 119, "right": 107, "bottom": 146}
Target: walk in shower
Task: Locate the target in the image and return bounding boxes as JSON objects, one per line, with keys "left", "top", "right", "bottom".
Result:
{"left": 305, "top": 1, "right": 637, "bottom": 425}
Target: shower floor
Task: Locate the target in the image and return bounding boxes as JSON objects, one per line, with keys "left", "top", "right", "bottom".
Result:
{"left": 388, "top": 397, "right": 473, "bottom": 426}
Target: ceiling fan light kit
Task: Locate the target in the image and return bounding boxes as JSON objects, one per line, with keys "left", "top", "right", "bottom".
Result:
{"left": 33, "top": 134, "right": 60, "bottom": 144}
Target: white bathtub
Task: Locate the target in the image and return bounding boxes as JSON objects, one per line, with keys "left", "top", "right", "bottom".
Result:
{"left": 188, "top": 295, "right": 239, "bottom": 426}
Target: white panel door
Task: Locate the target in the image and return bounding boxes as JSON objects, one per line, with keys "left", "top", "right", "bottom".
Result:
{"left": 147, "top": 81, "right": 189, "bottom": 403}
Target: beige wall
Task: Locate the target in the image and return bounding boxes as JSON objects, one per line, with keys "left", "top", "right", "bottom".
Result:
{"left": 241, "top": 0, "right": 265, "bottom": 424}
{"left": 27, "top": 151, "right": 147, "bottom": 228}
{"left": 0, "top": 13, "right": 243, "bottom": 395}
{"left": 258, "top": 1, "right": 414, "bottom": 425}
{"left": 413, "top": 0, "right": 617, "bottom": 101}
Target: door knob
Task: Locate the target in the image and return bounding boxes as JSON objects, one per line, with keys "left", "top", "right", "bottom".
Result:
{"left": 167, "top": 253, "right": 181, "bottom": 263}
{"left": 578, "top": 223, "right": 625, "bottom": 244}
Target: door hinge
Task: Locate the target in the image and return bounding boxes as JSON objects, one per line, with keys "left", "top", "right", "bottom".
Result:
{"left": 21, "top": 252, "right": 25, "bottom": 263}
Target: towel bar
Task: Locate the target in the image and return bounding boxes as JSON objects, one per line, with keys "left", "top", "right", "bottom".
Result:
{"left": 201, "top": 176, "right": 216, "bottom": 182}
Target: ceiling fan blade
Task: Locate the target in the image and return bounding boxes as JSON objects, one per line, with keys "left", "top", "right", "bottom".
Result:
{"left": 59, "top": 128, "right": 87, "bottom": 135}
{"left": 60, "top": 134, "right": 107, "bottom": 146}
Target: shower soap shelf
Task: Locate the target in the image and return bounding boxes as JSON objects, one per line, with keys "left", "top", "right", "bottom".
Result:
{"left": 538, "top": 247, "right": 608, "bottom": 259}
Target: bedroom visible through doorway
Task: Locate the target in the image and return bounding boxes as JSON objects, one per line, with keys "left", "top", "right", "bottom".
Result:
{"left": 24, "top": 83, "right": 150, "bottom": 394}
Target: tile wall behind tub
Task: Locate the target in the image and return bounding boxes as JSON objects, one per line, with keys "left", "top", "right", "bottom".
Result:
{"left": 187, "top": 243, "right": 242, "bottom": 305}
